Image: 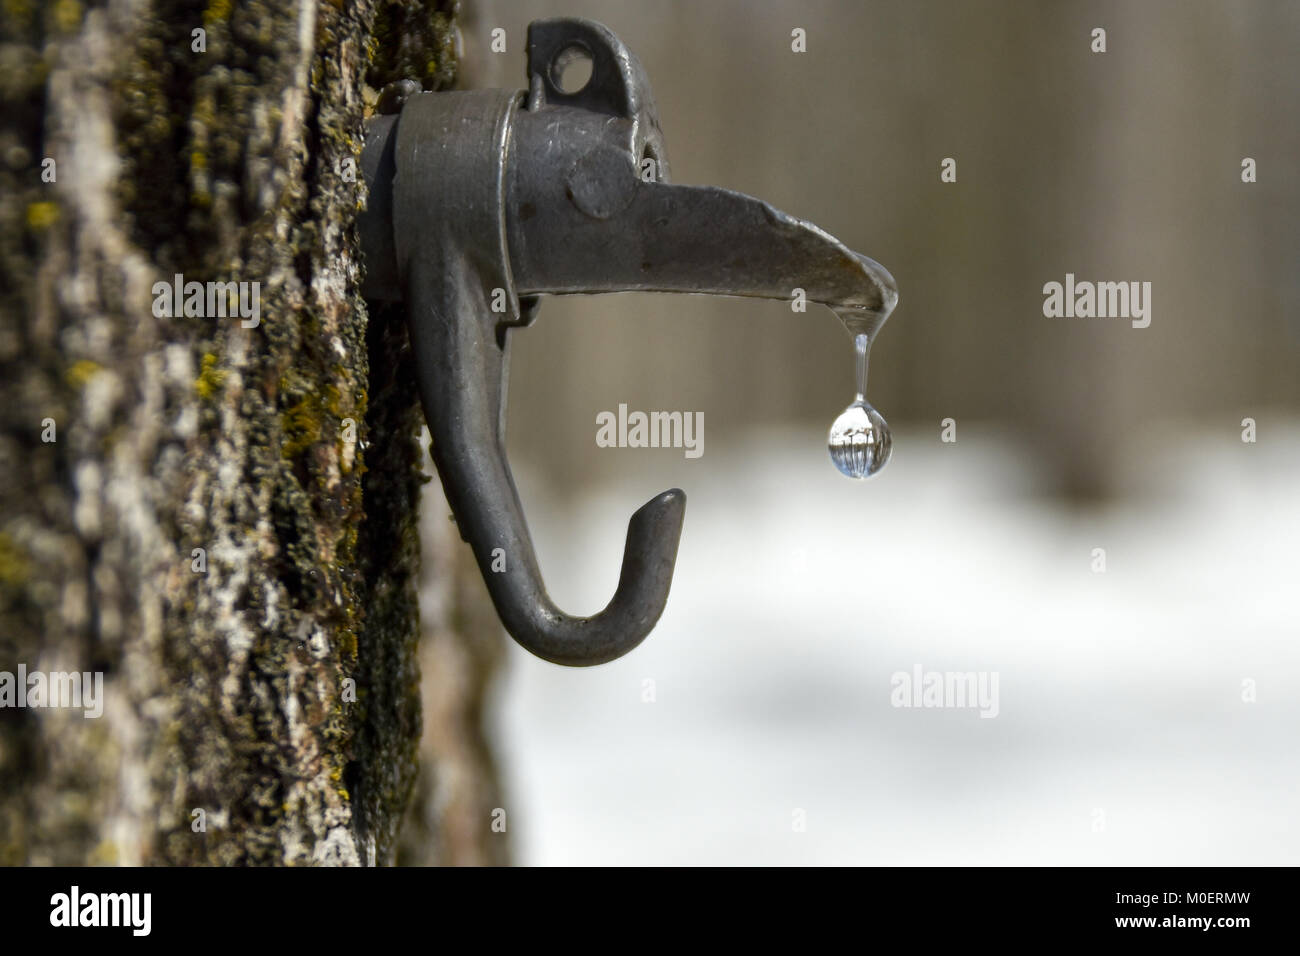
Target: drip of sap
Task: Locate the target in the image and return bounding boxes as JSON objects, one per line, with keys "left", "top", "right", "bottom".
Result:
{"left": 827, "top": 308, "right": 893, "bottom": 479}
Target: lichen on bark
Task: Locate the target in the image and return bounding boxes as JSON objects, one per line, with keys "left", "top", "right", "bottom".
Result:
{"left": 0, "top": 0, "right": 490, "bottom": 866}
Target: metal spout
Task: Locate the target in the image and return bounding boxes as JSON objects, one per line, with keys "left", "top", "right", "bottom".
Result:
{"left": 357, "top": 17, "right": 899, "bottom": 666}
{"left": 506, "top": 111, "right": 899, "bottom": 321}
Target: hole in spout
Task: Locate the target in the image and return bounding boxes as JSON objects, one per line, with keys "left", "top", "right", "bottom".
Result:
{"left": 552, "top": 45, "right": 594, "bottom": 94}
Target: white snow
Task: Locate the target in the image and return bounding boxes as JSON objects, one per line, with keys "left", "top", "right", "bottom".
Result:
{"left": 482, "top": 422, "right": 1300, "bottom": 865}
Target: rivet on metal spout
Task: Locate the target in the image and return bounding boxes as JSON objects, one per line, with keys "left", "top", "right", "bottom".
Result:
{"left": 358, "top": 17, "right": 899, "bottom": 666}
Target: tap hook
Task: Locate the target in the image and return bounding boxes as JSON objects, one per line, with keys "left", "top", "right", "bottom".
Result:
{"left": 359, "top": 18, "right": 897, "bottom": 666}
{"left": 363, "top": 19, "right": 684, "bottom": 666}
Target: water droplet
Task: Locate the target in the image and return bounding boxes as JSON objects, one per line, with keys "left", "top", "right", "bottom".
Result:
{"left": 829, "top": 400, "right": 892, "bottom": 478}
{"left": 827, "top": 309, "right": 894, "bottom": 479}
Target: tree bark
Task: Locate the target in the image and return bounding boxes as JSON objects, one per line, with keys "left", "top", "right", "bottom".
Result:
{"left": 0, "top": 0, "right": 504, "bottom": 866}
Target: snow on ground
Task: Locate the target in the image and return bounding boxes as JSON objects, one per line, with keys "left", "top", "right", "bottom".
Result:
{"left": 473, "top": 421, "right": 1299, "bottom": 865}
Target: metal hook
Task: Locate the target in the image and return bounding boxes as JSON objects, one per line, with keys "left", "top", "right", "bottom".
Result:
{"left": 361, "top": 40, "right": 683, "bottom": 666}
{"left": 359, "top": 18, "right": 897, "bottom": 666}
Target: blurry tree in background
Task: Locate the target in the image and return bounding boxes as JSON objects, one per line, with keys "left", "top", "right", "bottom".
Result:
{"left": 0, "top": 0, "right": 506, "bottom": 865}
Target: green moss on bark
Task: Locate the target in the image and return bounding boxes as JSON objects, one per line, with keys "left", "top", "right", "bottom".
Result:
{"left": 0, "top": 0, "right": 462, "bottom": 865}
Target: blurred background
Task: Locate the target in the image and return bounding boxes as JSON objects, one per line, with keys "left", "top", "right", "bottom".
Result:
{"left": 433, "top": 0, "right": 1299, "bottom": 864}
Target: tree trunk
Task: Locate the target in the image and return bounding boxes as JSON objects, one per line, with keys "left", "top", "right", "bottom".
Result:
{"left": 0, "top": 0, "right": 505, "bottom": 866}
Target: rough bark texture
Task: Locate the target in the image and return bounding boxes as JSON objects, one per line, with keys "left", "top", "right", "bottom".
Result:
{"left": 396, "top": 473, "right": 509, "bottom": 866}
{"left": 0, "top": 0, "right": 505, "bottom": 866}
